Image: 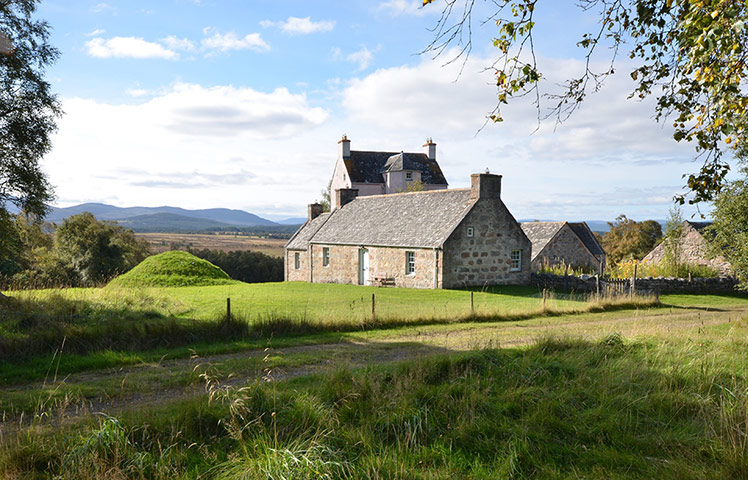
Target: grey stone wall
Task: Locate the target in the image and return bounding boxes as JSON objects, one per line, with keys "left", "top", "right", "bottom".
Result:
{"left": 532, "top": 224, "right": 602, "bottom": 273}
{"left": 285, "top": 249, "right": 309, "bottom": 282}
{"left": 442, "top": 199, "right": 531, "bottom": 288}
{"left": 289, "top": 244, "right": 440, "bottom": 288}
{"left": 531, "top": 273, "right": 739, "bottom": 294}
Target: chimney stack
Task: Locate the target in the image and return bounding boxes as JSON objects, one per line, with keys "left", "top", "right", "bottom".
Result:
{"left": 470, "top": 173, "right": 502, "bottom": 200}
{"left": 335, "top": 188, "right": 358, "bottom": 209}
{"left": 308, "top": 203, "right": 323, "bottom": 221}
{"left": 423, "top": 138, "right": 436, "bottom": 160}
{"left": 338, "top": 134, "right": 351, "bottom": 158}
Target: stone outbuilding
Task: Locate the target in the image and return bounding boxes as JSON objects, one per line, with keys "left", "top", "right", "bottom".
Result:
{"left": 642, "top": 221, "right": 732, "bottom": 275}
{"left": 329, "top": 135, "right": 448, "bottom": 210}
{"left": 520, "top": 221, "right": 606, "bottom": 273}
{"left": 285, "top": 173, "right": 531, "bottom": 288}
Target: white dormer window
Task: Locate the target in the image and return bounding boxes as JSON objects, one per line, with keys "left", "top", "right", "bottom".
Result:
{"left": 405, "top": 171, "right": 413, "bottom": 180}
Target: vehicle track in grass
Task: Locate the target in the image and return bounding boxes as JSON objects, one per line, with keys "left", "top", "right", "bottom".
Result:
{"left": 1, "top": 305, "right": 744, "bottom": 437}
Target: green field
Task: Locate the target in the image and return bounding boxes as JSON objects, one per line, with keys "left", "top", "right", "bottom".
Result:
{"left": 1, "top": 282, "right": 747, "bottom": 478}
{"left": 5, "top": 281, "right": 638, "bottom": 323}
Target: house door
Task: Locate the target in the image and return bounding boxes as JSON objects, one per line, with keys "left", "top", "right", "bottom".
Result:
{"left": 359, "top": 248, "right": 370, "bottom": 285}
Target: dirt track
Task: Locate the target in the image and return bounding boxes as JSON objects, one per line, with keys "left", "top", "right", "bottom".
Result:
{"left": 1, "top": 304, "right": 744, "bottom": 436}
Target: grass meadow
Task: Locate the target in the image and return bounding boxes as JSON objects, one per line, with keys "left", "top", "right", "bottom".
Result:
{"left": 1, "top": 281, "right": 748, "bottom": 478}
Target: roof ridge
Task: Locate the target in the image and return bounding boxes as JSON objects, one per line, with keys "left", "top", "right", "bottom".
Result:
{"left": 351, "top": 150, "right": 427, "bottom": 156}
{"left": 352, "top": 188, "right": 469, "bottom": 200}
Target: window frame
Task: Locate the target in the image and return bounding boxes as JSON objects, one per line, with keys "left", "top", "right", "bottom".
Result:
{"left": 405, "top": 171, "right": 413, "bottom": 180}
{"left": 510, "top": 249, "right": 522, "bottom": 272}
{"left": 294, "top": 252, "right": 300, "bottom": 269}
{"left": 466, "top": 226, "right": 474, "bottom": 238}
{"left": 322, "top": 247, "right": 330, "bottom": 267}
{"left": 405, "top": 251, "right": 415, "bottom": 275}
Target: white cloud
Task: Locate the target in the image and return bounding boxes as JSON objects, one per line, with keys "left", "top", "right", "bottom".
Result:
{"left": 125, "top": 88, "right": 150, "bottom": 97}
{"left": 268, "top": 16, "right": 336, "bottom": 35}
{"left": 201, "top": 28, "right": 269, "bottom": 53}
{"left": 346, "top": 46, "right": 374, "bottom": 71}
{"left": 85, "top": 36, "right": 178, "bottom": 59}
{"left": 91, "top": 2, "right": 116, "bottom": 14}
{"left": 85, "top": 28, "right": 106, "bottom": 37}
{"left": 160, "top": 35, "right": 196, "bottom": 52}
{"left": 45, "top": 83, "right": 332, "bottom": 214}
{"left": 379, "top": 0, "right": 432, "bottom": 16}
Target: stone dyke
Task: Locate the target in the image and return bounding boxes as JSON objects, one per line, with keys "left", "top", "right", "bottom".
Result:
{"left": 531, "top": 273, "right": 739, "bottom": 294}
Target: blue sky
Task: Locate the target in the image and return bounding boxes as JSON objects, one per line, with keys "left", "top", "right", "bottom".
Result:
{"left": 35, "top": 0, "right": 710, "bottom": 221}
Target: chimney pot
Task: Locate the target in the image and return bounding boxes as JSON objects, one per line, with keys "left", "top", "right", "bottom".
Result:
{"left": 423, "top": 138, "right": 436, "bottom": 160}
{"left": 338, "top": 134, "right": 351, "bottom": 158}
{"left": 470, "top": 173, "right": 502, "bottom": 200}
{"left": 335, "top": 188, "right": 359, "bottom": 209}
{"left": 308, "top": 203, "right": 323, "bottom": 221}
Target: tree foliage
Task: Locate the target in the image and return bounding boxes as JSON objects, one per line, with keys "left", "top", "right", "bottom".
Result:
{"left": 662, "top": 206, "right": 685, "bottom": 277}
{"left": 706, "top": 165, "right": 748, "bottom": 289}
{"left": 601, "top": 215, "right": 662, "bottom": 264}
{"left": 0, "top": 0, "right": 61, "bottom": 218}
{"left": 422, "top": 0, "right": 748, "bottom": 203}
{"left": 55, "top": 213, "right": 150, "bottom": 285}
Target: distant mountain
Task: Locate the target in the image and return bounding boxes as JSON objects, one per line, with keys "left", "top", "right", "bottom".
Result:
{"left": 277, "top": 217, "right": 306, "bottom": 225}
{"left": 115, "top": 213, "right": 237, "bottom": 233}
{"left": 45, "top": 203, "right": 277, "bottom": 227}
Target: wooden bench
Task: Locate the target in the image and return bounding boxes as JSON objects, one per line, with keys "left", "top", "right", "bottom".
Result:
{"left": 374, "top": 276, "right": 396, "bottom": 287}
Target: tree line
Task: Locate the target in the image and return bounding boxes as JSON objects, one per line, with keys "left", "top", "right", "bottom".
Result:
{"left": 188, "top": 249, "right": 283, "bottom": 284}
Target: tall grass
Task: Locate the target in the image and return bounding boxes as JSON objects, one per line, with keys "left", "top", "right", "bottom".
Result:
{"left": 0, "top": 283, "right": 658, "bottom": 362}
{"left": 4, "top": 331, "right": 747, "bottom": 478}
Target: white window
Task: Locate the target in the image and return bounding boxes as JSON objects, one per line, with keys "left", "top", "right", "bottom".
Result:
{"left": 510, "top": 250, "right": 522, "bottom": 271}
{"left": 323, "top": 247, "right": 330, "bottom": 267}
{"left": 294, "top": 252, "right": 300, "bottom": 269}
{"left": 405, "top": 171, "right": 413, "bottom": 180}
{"left": 467, "top": 227, "right": 474, "bottom": 238}
{"left": 406, "top": 251, "right": 415, "bottom": 275}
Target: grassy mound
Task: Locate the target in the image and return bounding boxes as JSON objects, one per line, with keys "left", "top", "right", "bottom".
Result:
{"left": 108, "top": 251, "right": 236, "bottom": 287}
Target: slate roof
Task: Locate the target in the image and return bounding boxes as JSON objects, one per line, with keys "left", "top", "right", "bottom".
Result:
{"left": 567, "top": 222, "right": 605, "bottom": 256}
{"left": 686, "top": 221, "right": 712, "bottom": 233}
{"left": 343, "top": 151, "right": 448, "bottom": 185}
{"left": 285, "top": 212, "right": 331, "bottom": 250}
{"left": 520, "top": 222, "right": 565, "bottom": 260}
{"left": 309, "top": 189, "right": 474, "bottom": 248}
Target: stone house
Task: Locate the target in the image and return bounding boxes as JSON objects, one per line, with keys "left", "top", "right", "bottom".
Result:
{"left": 285, "top": 173, "right": 531, "bottom": 288}
{"left": 642, "top": 221, "right": 732, "bottom": 275}
{"left": 520, "top": 221, "right": 606, "bottom": 273}
{"left": 329, "top": 135, "right": 448, "bottom": 210}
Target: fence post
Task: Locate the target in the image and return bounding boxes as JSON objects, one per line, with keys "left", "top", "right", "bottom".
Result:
{"left": 226, "top": 297, "right": 231, "bottom": 322}
{"left": 631, "top": 263, "right": 637, "bottom": 297}
{"left": 563, "top": 265, "right": 569, "bottom": 291}
{"left": 595, "top": 275, "right": 600, "bottom": 300}
{"left": 371, "top": 293, "right": 375, "bottom": 319}
{"left": 470, "top": 291, "right": 474, "bottom": 315}
{"left": 542, "top": 288, "right": 547, "bottom": 310}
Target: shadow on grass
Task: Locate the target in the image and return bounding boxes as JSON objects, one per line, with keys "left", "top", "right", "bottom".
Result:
{"left": 0, "top": 288, "right": 663, "bottom": 367}
{"left": 7, "top": 335, "right": 746, "bottom": 479}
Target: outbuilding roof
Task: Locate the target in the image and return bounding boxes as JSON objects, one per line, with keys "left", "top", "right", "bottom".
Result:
{"left": 520, "top": 221, "right": 565, "bottom": 260}
{"left": 520, "top": 221, "right": 604, "bottom": 260}
{"left": 343, "top": 151, "right": 448, "bottom": 185}
{"left": 567, "top": 222, "right": 605, "bottom": 256}
{"left": 309, "top": 188, "right": 474, "bottom": 248}
{"left": 285, "top": 212, "right": 331, "bottom": 250}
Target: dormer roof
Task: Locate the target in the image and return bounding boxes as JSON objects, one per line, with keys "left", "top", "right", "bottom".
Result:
{"left": 342, "top": 150, "right": 448, "bottom": 185}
